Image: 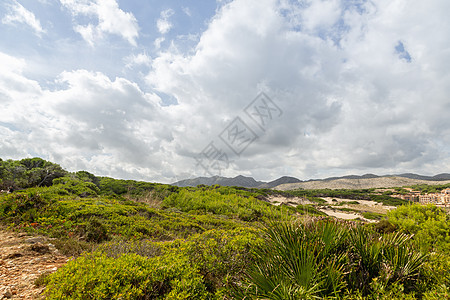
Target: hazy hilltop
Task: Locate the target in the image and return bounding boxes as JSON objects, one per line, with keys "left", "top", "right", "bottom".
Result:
{"left": 173, "top": 173, "right": 450, "bottom": 190}
{"left": 276, "top": 176, "right": 450, "bottom": 190}
{"left": 258, "top": 176, "right": 302, "bottom": 189}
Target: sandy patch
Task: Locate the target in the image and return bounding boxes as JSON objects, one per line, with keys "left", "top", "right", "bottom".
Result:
{"left": 319, "top": 208, "right": 361, "bottom": 220}
{"left": 321, "top": 197, "right": 396, "bottom": 213}
{"left": 266, "top": 196, "right": 312, "bottom": 206}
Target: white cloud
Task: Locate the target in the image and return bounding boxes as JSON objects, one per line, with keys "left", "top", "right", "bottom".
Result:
{"left": 153, "top": 37, "right": 165, "bottom": 49}
{"left": 124, "top": 53, "right": 151, "bottom": 69}
{"left": 146, "top": 0, "right": 450, "bottom": 180}
{"left": 182, "top": 7, "right": 191, "bottom": 17}
{"left": 2, "top": 1, "right": 45, "bottom": 36}
{"left": 0, "top": 52, "right": 42, "bottom": 104}
{"left": 157, "top": 8, "right": 174, "bottom": 35}
{"left": 0, "top": 54, "right": 175, "bottom": 180}
{"left": 301, "top": 0, "right": 341, "bottom": 32}
{"left": 60, "top": 0, "right": 139, "bottom": 46}
{"left": 1, "top": 0, "right": 450, "bottom": 183}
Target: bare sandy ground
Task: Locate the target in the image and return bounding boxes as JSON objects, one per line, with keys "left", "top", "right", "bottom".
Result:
{"left": 318, "top": 208, "right": 362, "bottom": 220}
{"left": 266, "top": 196, "right": 313, "bottom": 206}
{"left": 0, "top": 229, "right": 69, "bottom": 299}
{"left": 321, "top": 197, "right": 396, "bottom": 213}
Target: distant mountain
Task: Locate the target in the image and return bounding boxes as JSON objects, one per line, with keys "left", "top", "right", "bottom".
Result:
{"left": 172, "top": 175, "right": 264, "bottom": 188}
{"left": 397, "top": 173, "right": 450, "bottom": 181}
{"left": 172, "top": 173, "right": 450, "bottom": 189}
{"left": 259, "top": 176, "right": 302, "bottom": 189}
{"left": 432, "top": 173, "right": 450, "bottom": 180}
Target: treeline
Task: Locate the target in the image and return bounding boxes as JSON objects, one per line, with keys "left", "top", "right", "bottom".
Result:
{"left": 0, "top": 158, "right": 67, "bottom": 191}
{"left": 0, "top": 157, "right": 180, "bottom": 198}
{"left": 407, "top": 183, "right": 450, "bottom": 194}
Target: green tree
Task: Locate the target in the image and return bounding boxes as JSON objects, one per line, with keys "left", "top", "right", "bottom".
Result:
{"left": 387, "top": 204, "right": 450, "bottom": 253}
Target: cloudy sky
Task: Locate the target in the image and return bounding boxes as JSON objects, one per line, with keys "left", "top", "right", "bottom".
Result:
{"left": 0, "top": 0, "right": 449, "bottom": 183}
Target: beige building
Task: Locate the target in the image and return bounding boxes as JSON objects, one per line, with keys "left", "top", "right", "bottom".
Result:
{"left": 418, "top": 188, "right": 450, "bottom": 205}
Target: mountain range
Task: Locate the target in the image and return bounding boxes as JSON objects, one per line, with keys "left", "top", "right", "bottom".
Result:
{"left": 172, "top": 173, "right": 450, "bottom": 190}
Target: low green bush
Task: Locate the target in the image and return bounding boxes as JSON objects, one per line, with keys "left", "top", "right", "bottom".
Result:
{"left": 162, "top": 189, "right": 286, "bottom": 221}
{"left": 44, "top": 251, "right": 209, "bottom": 299}
{"left": 387, "top": 204, "right": 450, "bottom": 253}
{"left": 295, "top": 204, "right": 326, "bottom": 216}
{"left": 236, "top": 219, "right": 429, "bottom": 299}
{"left": 362, "top": 211, "right": 384, "bottom": 220}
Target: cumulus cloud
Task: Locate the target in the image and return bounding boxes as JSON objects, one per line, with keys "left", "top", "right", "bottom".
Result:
{"left": 1, "top": 0, "right": 450, "bottom": 183}
{"left": 0, "top": 52, "right": 42, "bottom": 104}
{"left": 156, "top": 9, "right": 174, "bottom": 35}
{"left": 0, "top": 50, "right": 175, "bottom": 180}
{"left": 124, "top": 53, "right": 151, "bottom": 69}
{"left": 147, "top": 0, "right": 450, "bottom": 180}
{"left": 2, "top": 0, "right": 45, "bottom": 36}
{"left": 60, "top": 0, "right": 139, "bottom": 46}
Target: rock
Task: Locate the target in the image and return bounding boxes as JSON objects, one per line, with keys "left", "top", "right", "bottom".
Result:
{"left": 5, "top": 252, "right": 22, "bottom": 259}
{"left": 2, "top": 288, "right": 12, "bottom": 298}
{"left": 29, "top": 243, "right": 50, "bottom": 254}
{"left": 25, "top": 237, "right": 46, "bottom": 244}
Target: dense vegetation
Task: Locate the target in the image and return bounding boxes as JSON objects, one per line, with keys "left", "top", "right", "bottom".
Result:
{"left": 0, "top": 158, "right": 448, "bottom": 299}
{"left": 0, "top": 158, "right": 67, "bottom": 191}
{"left": 406, "top": 183, "right": 450, "bottom": 194}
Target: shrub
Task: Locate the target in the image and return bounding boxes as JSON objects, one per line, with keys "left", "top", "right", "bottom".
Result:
{"left": 182, "top": 228, "right": 262, "bottom": 296}
{"left": 237, "top": 219, "right": 428, "bottom": 299}
{"left": 0, "top": 190, "right": 52, "bottom": 223}
{"left": 52, "top": 177, "right": 100, "bottom": 197}
{"left": 374, "top": 219, "right": 397, "bottom": 234}
{"left": 362, "top": 211, "right": 384, "bottom": 220}
{"left": 52, "top": 237, "right": 94, "bottom": 256}
{"left": 236, "top": 219, "right": 350, "bottom": 299}
{"left": 44, "top": 252, "right": 209, "bottom": 299}
{"left": 84, "top": 217, "right": 109, "bottom": 243}
{"left": 387, "top": 204, "right": 450, "bottom": 253}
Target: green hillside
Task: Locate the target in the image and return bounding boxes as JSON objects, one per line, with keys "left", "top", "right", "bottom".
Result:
{"left": 0, "top": 158, "right": 448, "bottom": 299}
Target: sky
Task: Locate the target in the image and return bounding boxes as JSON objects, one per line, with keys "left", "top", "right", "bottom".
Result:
{"left": 0, "top": 0, "right": 449, "bottom": 183}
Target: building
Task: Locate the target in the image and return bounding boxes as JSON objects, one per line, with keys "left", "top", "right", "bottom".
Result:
{"left": 418, "top": 188, "right": 450, "bottom": 205}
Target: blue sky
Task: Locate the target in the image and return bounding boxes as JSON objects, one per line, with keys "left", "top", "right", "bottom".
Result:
{"left": 0, "top": 0, "right": 449, "bottom": 183}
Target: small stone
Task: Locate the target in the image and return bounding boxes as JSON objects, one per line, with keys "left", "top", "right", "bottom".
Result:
{"left": 5, "top": 252, "right": 22, "bottom": 259}
{"left": 3, "top": 288, "right": 12, "bottom": 298}
{"left": 25, "top": 237, "right": 45, "bottom": 244}
{"left": 29, "top": 242, "right": 50, "bottom": 254}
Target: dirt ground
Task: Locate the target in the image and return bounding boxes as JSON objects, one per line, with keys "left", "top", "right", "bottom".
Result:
{"left": 0, "top": 228, "right": 69, "bottom": 299}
